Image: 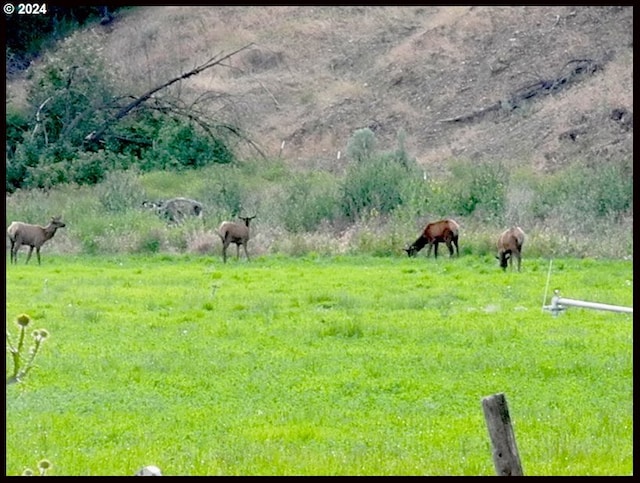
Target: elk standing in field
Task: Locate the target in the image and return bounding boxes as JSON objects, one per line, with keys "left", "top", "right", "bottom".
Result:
{"left": 496, "top": 226, "right": 526, "bottom": 272}
{"left": 405, "top": 218, "right": 460, "bottom": 259}
{"left": 7, "top": 216, "right": 66, "bottom": 265}
{"left": 217, "top": 215, "right": 256, "bottom": 263}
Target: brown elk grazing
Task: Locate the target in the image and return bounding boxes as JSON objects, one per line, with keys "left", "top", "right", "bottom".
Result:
{"left": 7, "top": 216, "right": 66, "bottom": 265}
{"left": 217, "top": 215, "right": 256, "bottom": 263}
{"left": 404, "top": 218, "right": 460, "bottom": 259}
{"left": 496, "top": 226, "right": 526, "bottom": 272}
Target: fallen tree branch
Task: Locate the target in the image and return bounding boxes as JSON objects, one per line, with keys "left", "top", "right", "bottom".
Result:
{"left": 84, "top": 42, "right": 255, "bottom": 145}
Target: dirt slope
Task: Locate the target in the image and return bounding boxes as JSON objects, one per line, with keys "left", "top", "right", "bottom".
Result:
{"left": 12, "top": 6, "right": 634, "bottom": 174}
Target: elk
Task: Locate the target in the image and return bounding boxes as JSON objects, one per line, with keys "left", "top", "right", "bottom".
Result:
{"left": 217, "top": 215, "right": 256, "bottom": 263}
{"left": 7, "top": 216, "right": 66, "bottom": 265}
{"left": 496, "top": 226, "right": 525, "bottom": 272}
{"left": 404, "top": 218, "right": 460, "bottom": 259}
{"left": 143, "top": 197, "right": 204, "bottom": 224}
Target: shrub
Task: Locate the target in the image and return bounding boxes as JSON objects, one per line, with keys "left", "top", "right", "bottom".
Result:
{"left": 137, "top": 229, "right": 163, "bottom": 254}
{"left": 445, "top": 158, "right": 509, "bottom": 222}
{"left": 96, "top": 168, "right": 146, "bottom": 213}
{"left": 340, "top": 129, "right": 419, "bottom": 221}
{"left": 346, "top": 127, "right": 376, "bottom": 164}
{"left": 282, "top": 174, "right": 339, "bottom": 233}
{"left": 530, "top": 158, "right": 633, "bottom": 223}
{"left": 142, "top": 120, "right": 233, "bottom": 172}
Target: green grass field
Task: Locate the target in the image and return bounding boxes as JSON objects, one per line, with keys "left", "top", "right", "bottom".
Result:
{"left": 5, "top": 254, "right": 633, "bottom": 476}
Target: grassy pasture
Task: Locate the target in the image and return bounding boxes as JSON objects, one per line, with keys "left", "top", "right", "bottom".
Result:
{"left": 5, "top": 254, "right": 633, "bottom": 476}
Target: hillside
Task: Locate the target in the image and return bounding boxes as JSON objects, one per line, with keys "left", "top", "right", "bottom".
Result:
{"left": 6, "top": 6, "right": 633, "bottom": 173}
{"left": 4, "top": 6, "right": 633, "bottom": 261}
{"left": 47, "top": 5, "right": 630, "bottom": 175}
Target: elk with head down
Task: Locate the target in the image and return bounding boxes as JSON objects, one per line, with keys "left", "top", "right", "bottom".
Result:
{"left": 404, "top": 218, "right": 460, "bottom": 259}
{"left": 496, "top": 226, "right": 525, "bottom": 272}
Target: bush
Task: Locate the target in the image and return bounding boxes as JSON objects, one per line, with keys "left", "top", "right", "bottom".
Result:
{"left": 444, "top": 159, "right": 508, "bottom": 222}
{"left": 346, "top": 128, "right": 376, "bottom": 164}
{"left": 96, "top": 168, "right": 146, "bottom": 213}
{"left": 340, "top": 129, "right": 419, "bottom": 221}
{"left": 137, "top": 229, "right": 163, "bottom": 254}
{"left": 531, "top": 158, "right": 633, "bottom": 223}
{"left": 282, "top": 174, "right": 339, "bottom": 233}
{"left": 141, "top": 120, "right": 233, "bottom": 172}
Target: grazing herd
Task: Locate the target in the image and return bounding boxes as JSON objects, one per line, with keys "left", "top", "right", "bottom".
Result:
{"left": 6, "top": 209, "right": 525, "bottom": 271}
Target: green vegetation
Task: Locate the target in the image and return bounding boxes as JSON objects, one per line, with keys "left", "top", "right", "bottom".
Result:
{"left": 5, "top": 17, "right": 632, "bottom": 260}
{"left": 6, "top": 7, "right": 631, "bottom": 477}
{"left": 6, "top": 20, "right": 238, "bottom": 194}
{"left": 6, "top": 313, "right": 50, "bottom": 385}
{"left": 5, "top": 134, "right": 633, "bottom": 261}
{"left": 5, "top": 255, "right": 632, "bottom": 475}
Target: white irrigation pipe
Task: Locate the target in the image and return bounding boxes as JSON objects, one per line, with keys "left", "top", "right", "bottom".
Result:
{"left": 544, "top": 289, "right": 633, "bottom": 316}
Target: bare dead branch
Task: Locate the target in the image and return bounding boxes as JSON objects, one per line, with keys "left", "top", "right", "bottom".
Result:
{"left": 31, "top": 97, "right": 51, "bottom": 142}
{"left": 85, "top": 43, "right": 255, "bottom": 145}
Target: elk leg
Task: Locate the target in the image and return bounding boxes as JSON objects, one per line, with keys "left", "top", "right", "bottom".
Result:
{"left": 222, "top": 240, "right": 229, "bottom": 263}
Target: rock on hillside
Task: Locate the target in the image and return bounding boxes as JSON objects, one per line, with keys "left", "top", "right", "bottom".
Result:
{"left": 12, "top": 6, "right": 633, "bottom": 174}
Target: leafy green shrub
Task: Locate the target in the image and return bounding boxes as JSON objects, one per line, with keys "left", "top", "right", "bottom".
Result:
{"left": 340, "top": 154, "right": 415, "bottom": 220}
{"left": 282, "top": 174, "right": 339, "bottom": 233}
{"left": 25, "top": 32, "right": 118, "bottom": 145}
{"left": 340, "top": 129, "right": 419, "bottom": 221}
{"left": 584, "top": 159, "right": 632, "bottom": 218}
{"left": 346, "top": 128, "right": 377, "bottom": 164}
{"left": 142, "top": 120, "right": 233, "bottom": 172}
{"left": 5, "top": 106, "right": 29, "bottom": 156}
{"left": 7, "top": 137, "right": 39, "bottom": 192}
{"left": 137, "top": 229, "right": 163, "bottom": 254}
{"left": 7, "top": 32, "right": 118, "bottom": 191}
{"left": 96, "top": 168, "right": 146, "bottom": 213}
{"left": 444, "top": 159, "right": 508, "bottom": 222}
{"left": 531, "top": 158, "right": 632, "bottom": 223}
{"left": 212, "top": 173, "right": 245, "bottom": 217}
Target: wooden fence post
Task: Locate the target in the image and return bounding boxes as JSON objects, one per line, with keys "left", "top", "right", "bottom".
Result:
{"left": 482, "top": 392, "right": 524, "bottom": 476}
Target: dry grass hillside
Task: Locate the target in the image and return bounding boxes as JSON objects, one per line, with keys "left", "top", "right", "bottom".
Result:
{"left": 65, "top": 5, "right": 632, "bottom": 176}
{"left": 7, "top": 6, "right": 633, "bottom": 174}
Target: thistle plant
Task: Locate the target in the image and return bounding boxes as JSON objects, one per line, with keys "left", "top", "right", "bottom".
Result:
{"left": 22, "top": 459, "right": 53, "bottom": 476}
{"left": 6, "top": 314, "right": 49, "bottom": 385}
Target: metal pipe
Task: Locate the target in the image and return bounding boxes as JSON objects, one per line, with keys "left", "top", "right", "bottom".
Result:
{"left": 545, "top": 290, "right": 633, "bottom": 316}
{"left": 552, "top": 295, "right": 633, "bottom": 314}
